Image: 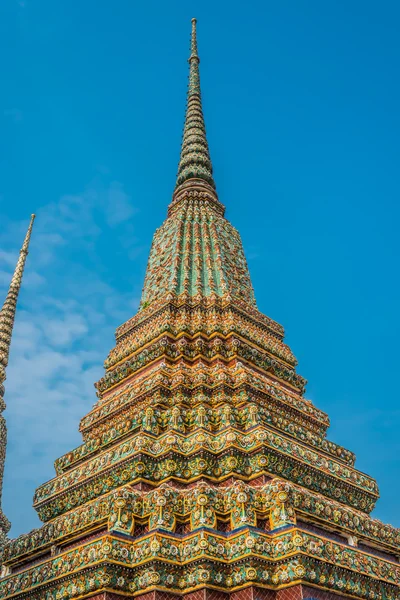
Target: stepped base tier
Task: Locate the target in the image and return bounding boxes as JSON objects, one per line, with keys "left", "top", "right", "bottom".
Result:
{"left": 1, "top": 19, "right": 399, "bottom": 600}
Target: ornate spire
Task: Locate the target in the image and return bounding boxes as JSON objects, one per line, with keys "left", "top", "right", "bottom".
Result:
{"left": 140, "top": 20, "right": 254, "bottom": 311}
{"left": 0, "top": 214, "right": 35, "bottom": 544}
{"left": 175, "top": 18, "right": 216, "bottom": 191}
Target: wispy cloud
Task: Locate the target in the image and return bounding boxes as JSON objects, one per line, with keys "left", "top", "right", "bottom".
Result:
{"left": 106, "top": 181, "right": 137, "bottom": 226}
{"left": 1, "top": 178, "right": 141, "bottom": 536}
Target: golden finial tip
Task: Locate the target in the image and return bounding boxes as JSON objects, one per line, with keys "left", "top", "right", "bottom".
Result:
{"left": 31, "top": 214, "right": 36, "bottom": 219}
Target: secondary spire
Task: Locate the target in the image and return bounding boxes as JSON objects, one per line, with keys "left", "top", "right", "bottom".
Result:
{"left": 0, "top": 214, "right": 35, "bottom": 544}
{"left": 175, "top": 18, "right": 216, "bottom": 191}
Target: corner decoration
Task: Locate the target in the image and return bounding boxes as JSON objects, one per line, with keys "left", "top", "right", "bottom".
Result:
{"left": 1, "top": 20, "right": 399, "bottom": 600}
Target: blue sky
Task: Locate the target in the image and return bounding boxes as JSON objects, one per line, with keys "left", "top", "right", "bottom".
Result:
{"left": 1, "top": 0, "right": 399, "bottom": 537}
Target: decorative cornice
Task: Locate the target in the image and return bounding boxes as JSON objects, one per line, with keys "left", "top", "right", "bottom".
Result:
{"left": 106, "top": 302, "right": 296, "bottom": 372}
{"left": 62, "top": 395, "right": 349, "bottom": 475}
{"left": 5, "top": 479, "right": 400, "bottom": 571}
{"left": 117, "top": 292, "right": 281, "bottom": 343}
{"left": 2, "top": 514, "right": 400, "bottom": 600}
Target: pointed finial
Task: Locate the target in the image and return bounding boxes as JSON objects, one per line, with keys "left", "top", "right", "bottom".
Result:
{"left": 190, "top": 18, "right": 199, "bottom": 62}
{"left": 8, "top": 214, "right": 35, "bottom": 289}
{"left": 187, "top": 17, "right": 200, "bottom": 97}
{"left": 175, "top": 19, "right": 216, "bottom": 191}
{"left": 0, "top": 214, "right": 35, "bottom": 542}
{"left": 0, "top": 213, "right": 35, "bottom": 397}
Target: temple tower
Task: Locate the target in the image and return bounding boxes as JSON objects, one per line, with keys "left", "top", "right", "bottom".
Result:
{"left": 0, "top": 215, "right": 35, "bottom": 545}
{"left": 1, "top": 21, "right": 399, "bottom": 600}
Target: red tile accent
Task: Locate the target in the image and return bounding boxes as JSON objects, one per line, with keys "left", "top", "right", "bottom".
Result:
{"left": 275, "top": 585, "right": 303, "bottom": 600}
{"left": 133, "top": 522, "right": 149, "bottom": 537}
{"left": 231, "top": 585, "right": 255, "bottom": 600}
{"left": 251, "top": 587, "right": 275, "bottom": 600}
{"left": 216, "top": 519, "right": 231, "bottom": 532}
{"left": 221, "top": 477, "right": 238, "bottom": 487}
{"left": 12, "top": 529, "right": 108, "bottom": 574}
{"left": 176, "top": 521, "right": 191, "bottom": 534}
{"left": 250, "top": 475, "right": 271, "bottom": 486}
{"left": 301, "top": 585, "right": 352, "bottom": 600}
{"left": 12, "top": 552, "right": 52, "bottom": 573}
{"left": 171, "top": 480, "right": 191, "bottom": 489}
{"left": 256, "top": 517, "right": 270, "bottom": 531}
{"left": 131, "top": 482, "right": 153, "bottom": 491}
{"left": 86, "top": 594, "right": 128, "bottom": 600}
{"left": 296, "top": 521, "right": 346, "bottom": 544}
{"left": 61, "top": 528, "right": 107, "bottom": 552}
{"left": 154, "top": 592, "right": 180, "bottom": 600}
{"left": 185, "top": 591, "right": 206, "bottom": 600}
{"left": 357, "top": 541, "right": 399, "bottom": 562}
{"left": 205, "top": 590, "right": 230, "bottom": 600}
{"left": 135, "top": 592, "right": 155, "bottom": 600}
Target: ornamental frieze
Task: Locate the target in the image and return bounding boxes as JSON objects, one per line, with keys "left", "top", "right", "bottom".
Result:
{"left": 1, "top": 526, "right": 400, "bottom": 600}
{"left": 33, "top": 441, "right": 377, "bottom": 522}
{"left": 168, "top": 188, "right": 226, "bottom": 218}
{"left": 34, "top": 422, "right": 376, "bottom": 514}
{"left": 70, "top": 424, "right": 367, "bottom": 500}
{"left": 85, "top": 361, "right": 327, "bottom": 432}
{"left": 5, "top": 479, "right": 400, "bottom": 569}
{"left": 57, "top": 397, "right": 351, "bottom": 476}
{"left": 95, "top": 334, "right": 307, "bottom": 395}
{"left": 105, "top": 301, "right": 296, "bottom": 371}
{"left": 116, "top": 291, "right": 284, "bottom": 342}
